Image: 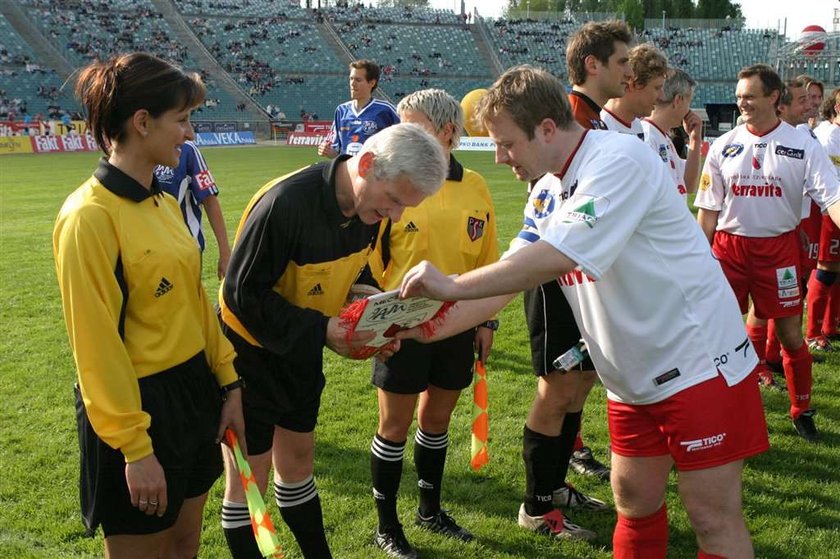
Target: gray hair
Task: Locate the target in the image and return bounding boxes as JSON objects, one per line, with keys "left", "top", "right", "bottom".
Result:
{"left": 396, "top": 88, "right": 464, "bottom": 150}
{"left": 660, "top": 68, "right": 697, "bottom": 105}
{"left": 361, "top": 122, "right": 447, "bottom": 196}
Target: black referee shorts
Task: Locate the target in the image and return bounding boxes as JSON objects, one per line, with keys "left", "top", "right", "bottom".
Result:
{"left": 221, "top": 321, "right": 325, "bottom": 456}
{"left": 372, "top": 329, "right": 476, "bottom": 394}
{"left": 523, "top": 280, "right": 594, "bottom": 376}
{"left": 76, "top": 352, "right": 223, "bottom": 537}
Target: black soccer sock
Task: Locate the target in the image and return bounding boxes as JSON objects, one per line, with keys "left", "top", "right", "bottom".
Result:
{"left": 414, "top": 429, "right": 449, "bottom": 517}
{"left": 370, "top": 433, "right": 405, "bottom": 532}
{"left": 555, "top": 411, "right": 582, "bottom": 490}
{"left": 522, "top": 424, "right": 562, "bottom": 517}
{"left": 275, "top": 476, "right": 332, "bottom": 559}
{"left": 222, "top": 500, "right": 261, "bottom": 559}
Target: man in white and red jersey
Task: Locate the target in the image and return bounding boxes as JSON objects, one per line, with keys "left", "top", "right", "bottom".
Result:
{"left": 751, "top": 78, "right": 812, "bottom": 384}
{"left": 602, "top": 43, "right": 670, "bottom": 139}
{"left": 799, "top": 75, "right": 825, "bottom": 130}
{"left": 808, "top": 86, "right": 840, "bottom": 349}
{"left": 510, "top": 21, "right": 635, "bottom": 545}
{"left": 642, "top": 68, "right": 703, "bottom": 198}
{"left": 398, "top": 65, "right": 768, "bottom": 559}
{"left": 696, "top": 65, "right": 840, "bottom": 443}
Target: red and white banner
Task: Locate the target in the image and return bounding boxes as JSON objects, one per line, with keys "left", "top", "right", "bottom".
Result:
{"left": 30, "top": 133, "right": 99, "bottom": 153}
{"left": 0, "top": 120, "right": 44, "bottom": 136}
{"left": 286, "top": 132, "right": 328, "bottom": 147}
{"left": 300, "top": 121, "right": 332, "bottom": 134}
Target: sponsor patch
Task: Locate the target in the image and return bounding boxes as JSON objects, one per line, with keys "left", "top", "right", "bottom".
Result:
{"left": 775, "top": 266, "right": 798, "bottom": 289}
{"left": 775, "top": 145, "right": 805, "bottom": 160}
{"left": 195, "top": 170, "right": 214, "bottom": 190}
{"left": 653, "top": 368, "right": 681, "bottom": 386}
{"left": 561, "top": 195, "right": 610, "bottom": 228}
{"left": 721, "top": 143, "right": 744, "bottom": 158}
{"left": 699, "top": 173, "right": 711, "bottom": 191}
{"left": 778, "top": 287, "right": 800, "bottom": 298}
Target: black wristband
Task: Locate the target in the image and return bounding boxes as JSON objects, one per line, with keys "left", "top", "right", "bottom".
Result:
{"left": 480, "top": 320, "right": 499, "bottom": 331}
{"left": 220, "top": 378, "right": 244, "bottom": 401}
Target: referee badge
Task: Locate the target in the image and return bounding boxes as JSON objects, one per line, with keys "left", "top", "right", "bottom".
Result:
{"left": 467, "top": 216, "right": 485, "bottom": 241}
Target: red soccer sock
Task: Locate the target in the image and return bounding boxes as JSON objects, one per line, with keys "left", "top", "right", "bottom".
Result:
{"left": 745, "top": 323, "right": 767, "bottom": 363}
{"left": 613, "top": 504, "right": 668, "bottom": 559}
{"left": 697, "top": 552, "right": 727, "bottom": 559}
{"left": 825, "top": 281, "right": 840, "bottom": 336}
{"left": 806, "top": 272, "right": 832, "bottom": 339}
{"left": 782, "top": 343, "right": 813, "bottom": 418}
{"left": 766, "top": 319, "right": 782, "bottom": 365}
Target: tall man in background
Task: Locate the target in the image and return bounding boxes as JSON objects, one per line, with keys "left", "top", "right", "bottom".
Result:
{"left": 319, "top": 59, "right": 400, "bottom": 158}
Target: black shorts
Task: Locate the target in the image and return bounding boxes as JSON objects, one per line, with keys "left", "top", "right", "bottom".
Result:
{"left": 76, "top": 352, "right": 223, "bottom": 537}
{"left": 372, "top": 329, "right": 476, "bottom": 394}
{"left": 523, "top": 280, "right": 594, "bottom": 375}
{"left": 222, "top": 321, "right": 325, "bottom": 455}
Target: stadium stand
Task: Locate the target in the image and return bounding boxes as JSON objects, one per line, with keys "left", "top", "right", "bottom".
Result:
{"left": 0, "top": 3, "right": 811, "bottom": 135}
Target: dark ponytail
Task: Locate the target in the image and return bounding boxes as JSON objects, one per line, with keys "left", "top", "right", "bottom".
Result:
{"left": 75, "top": 52, "right": 205, "bottom": 155}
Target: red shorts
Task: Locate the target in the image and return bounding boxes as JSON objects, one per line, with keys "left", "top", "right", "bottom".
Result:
{"left": 713, "top": 230, "right": 802, "bottom": 319}
{"left": 818, "top": 214, "right": 840, "bottom": 262}
{"left": 608, "top": 369, "right": 769, "bottom": 471}
{"left": 799, "top": 200, "right": 822, "bottom": 272}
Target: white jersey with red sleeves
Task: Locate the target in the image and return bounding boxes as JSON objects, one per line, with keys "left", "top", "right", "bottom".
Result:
{"left": 504, "top": 130, "right": 756, "bottom": 405}
{"left": 695, "top": 121, "right": 840, "bottom": 237}
{"left": 641, "top": 118, "right": 687, "bottom": 198}
{"left": 600, "top": 107, "right": 645, "bottom": 139}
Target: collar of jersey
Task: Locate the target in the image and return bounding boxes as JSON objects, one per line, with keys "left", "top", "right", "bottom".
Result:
{"left": 94, "top": 158, "right": 164, "bottom": 202}
{"left": 323, "top": 153, "right": 359, "bottom": 226}
{"left": 448, "top": 154, "right": 464, "bottom": 182}
{"left": 569, "top": 90, "right": 602, "bottom": 116}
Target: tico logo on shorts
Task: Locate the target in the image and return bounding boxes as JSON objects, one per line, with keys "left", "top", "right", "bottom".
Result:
{"left": 679, "top": 432, "right": 727, "bottom": 452}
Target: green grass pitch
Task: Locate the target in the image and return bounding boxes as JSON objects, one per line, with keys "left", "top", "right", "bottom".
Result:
{"left": 1, "top": 145, "right": 838, "bottom": 558}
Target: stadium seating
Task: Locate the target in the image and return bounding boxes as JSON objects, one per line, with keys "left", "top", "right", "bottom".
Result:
{"left": 0, "top": 3, "right": 821, "bottom": 129}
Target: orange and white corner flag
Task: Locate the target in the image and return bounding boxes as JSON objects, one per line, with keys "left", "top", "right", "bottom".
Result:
{"left": 470, "top": 360, "right": 489, "bottom": 471}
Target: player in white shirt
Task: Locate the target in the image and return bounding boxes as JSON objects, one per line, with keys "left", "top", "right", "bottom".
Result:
{"left": 696, "top": 65, "right": 840, "bottom": 443}
{"left": 808, "top": 87, "right": 840, "bottom": 349}
{"left": 747, "top": 78, "right": 812, "bottom": 386}
{"left": 601, "top": 43, "right": 669, "bottom": 140}
{"left": 641, "top": 68, "right": 703, "bottom": 198}
{"left": 398, "top": 66, "right": 769, "bottom": 559}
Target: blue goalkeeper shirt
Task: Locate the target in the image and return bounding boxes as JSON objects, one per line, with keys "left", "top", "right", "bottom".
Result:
{"left": 328, "top": 98, "right": 399, "bottom": 156}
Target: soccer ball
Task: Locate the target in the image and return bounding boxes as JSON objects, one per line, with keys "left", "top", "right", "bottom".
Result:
{"left": 461, "top": 88, "right": 488, "bottom": 136}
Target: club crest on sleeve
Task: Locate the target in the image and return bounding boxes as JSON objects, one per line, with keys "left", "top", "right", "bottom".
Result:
{"left": 531, "top": 189, "right": 555, "bottom": 218}
{"left": 721, "top": 143, "right": 744, "bottom": 158}
{"left": 466, "top": 216, "right": 485, "bottom": 241}
{"left": 699, "top": 173, "right": 711, "bottom": 191}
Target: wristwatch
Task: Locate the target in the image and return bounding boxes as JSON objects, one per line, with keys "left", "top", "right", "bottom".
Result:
{"left": 220, "top": 378, "right": 245, "bottom": 401}
{"left": 480, "top": 320, "right": 499, "bottom": 331}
